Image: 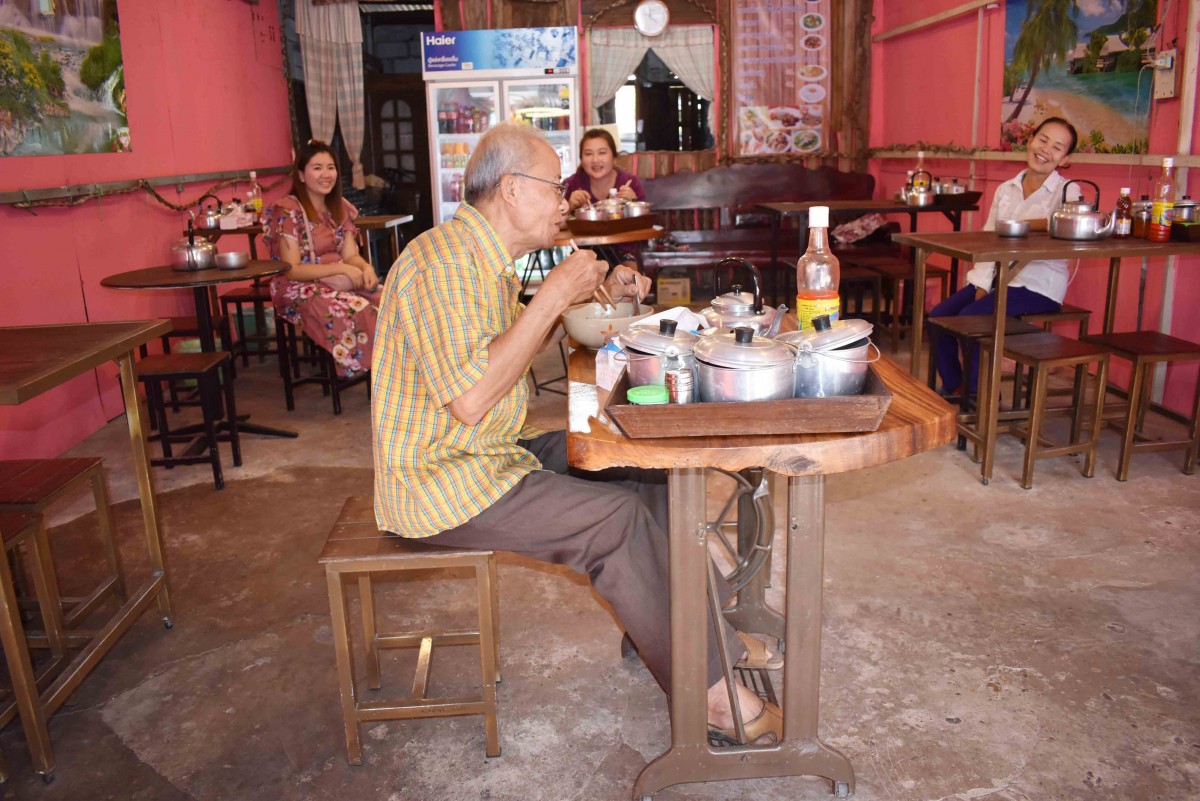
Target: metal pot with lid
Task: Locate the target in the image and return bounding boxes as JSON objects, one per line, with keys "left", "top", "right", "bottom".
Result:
{"left": 693, "top": 326, "right": 796, "bottom": 403}
{"left": 699, "top": 258, "right": 781, "bottom": 336}
{"left": 622, "top": 318, "right": 701, "bottom": 402}
{"left": 776, "top": 314, "right": 877, "bottom": 397}
{"left": 1050, "top": 179, "right": 1115, "bottom": 240}
{"left": 1174, "top": 195, "right": 1197, "bottom": 223}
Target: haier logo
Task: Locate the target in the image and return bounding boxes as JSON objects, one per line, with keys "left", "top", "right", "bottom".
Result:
{"left": 426, "top": 35, "right": 455, "bottom": 45}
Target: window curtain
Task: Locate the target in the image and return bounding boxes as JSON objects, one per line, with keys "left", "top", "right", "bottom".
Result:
{"left": 587, "top": 27, "right": 716, "bottom": 131}
{"left": 587, "top": 28, "right": 649, "bottom": 124}
{"left": 295, "top": 0, "right": 366, "bottom": 189}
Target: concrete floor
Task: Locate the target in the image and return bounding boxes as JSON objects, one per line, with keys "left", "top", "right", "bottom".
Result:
{"left": 3, "top": 341, "right": 1199, "bottom": 801}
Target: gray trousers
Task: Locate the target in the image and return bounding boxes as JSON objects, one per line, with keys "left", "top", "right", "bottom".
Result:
{"left": 427, "top": 430, "right": 741, "bottom": 691}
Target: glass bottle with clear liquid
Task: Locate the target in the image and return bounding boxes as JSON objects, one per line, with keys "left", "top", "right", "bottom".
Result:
{"left": 795, "top": 205, "right": 840, "bottom": 329}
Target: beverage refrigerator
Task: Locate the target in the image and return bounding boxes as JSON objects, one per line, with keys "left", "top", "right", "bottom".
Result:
{"left": 421, "top": 27, "right": 581, "bottom": 224}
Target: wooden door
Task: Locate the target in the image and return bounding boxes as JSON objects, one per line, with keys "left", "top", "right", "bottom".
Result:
{"left": 366, "top": 75, "right": 432, "bottom": 232}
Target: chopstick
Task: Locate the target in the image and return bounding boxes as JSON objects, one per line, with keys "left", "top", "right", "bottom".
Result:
{"left": 568, "top": 239, "right": 616, "bottom": 311}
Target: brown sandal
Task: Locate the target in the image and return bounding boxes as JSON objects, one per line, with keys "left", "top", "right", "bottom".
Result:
{"left": 735, "top": 631, "right": 784, "bottom": 670}
{"left": 710, "top": 700, "right": 784, "bottom": 745}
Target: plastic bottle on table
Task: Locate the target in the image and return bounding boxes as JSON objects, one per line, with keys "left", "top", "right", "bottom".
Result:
{"left": 796, "top": 205, "right": 841, "bottom": 329}
{"left": 1147, "top": 158, "right": 1175, "bottom": 243}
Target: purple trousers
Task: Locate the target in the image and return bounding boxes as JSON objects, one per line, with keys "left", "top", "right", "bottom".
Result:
{"left": 425, "top": 430, "right": 742, "bottom": 692}
{"left": 928, "top": 285, "right": 1060, "bottom": 393}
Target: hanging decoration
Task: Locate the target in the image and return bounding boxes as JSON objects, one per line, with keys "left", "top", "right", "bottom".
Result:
{"left": 0, "top": 0, "right": 131, "bottom": 156}
{"left": 730, "top": 0, "right": 830, "bottom": 157}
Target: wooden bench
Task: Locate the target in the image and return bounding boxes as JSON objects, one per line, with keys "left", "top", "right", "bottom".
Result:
{"left": 639, "top": 164, "right": 876, "bottom": 291}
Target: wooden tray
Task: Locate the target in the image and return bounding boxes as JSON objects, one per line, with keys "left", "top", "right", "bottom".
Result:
{"left": 603, "top": 364, "right": 893, "bottom": 439}
{"left": 567, "top": 213, "right": 662, "bottom": 236}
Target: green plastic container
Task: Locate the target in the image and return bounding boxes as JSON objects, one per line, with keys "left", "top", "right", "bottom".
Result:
{"left": 627, "top": 385, "right": 669, "bottom": 405}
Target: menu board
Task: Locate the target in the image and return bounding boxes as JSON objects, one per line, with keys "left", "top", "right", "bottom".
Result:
{"left": 731, "top": 0, "right": 831, "bottom": 157}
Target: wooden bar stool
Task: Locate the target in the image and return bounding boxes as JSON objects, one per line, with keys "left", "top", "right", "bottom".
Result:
{"left": 846, "top": 255, "right": 950, "bottom": 351}
{"left": 137, "top": 352, "right": 241, "bottom": 490}
{"left": 219, "top": 282, "right": 277, "bottom": 368}
{"left": 926, "top": 315, "right": 1044, "bottom": 452}
{"left": 839, "top": 265, "right": 882, "bottom": 326}
{"left": 0, "top": 511, "right": 67, "bottom": 781}
{"left": 319, "top": 496, "right": 500, "bottom": 765}
{"left": 1080, "top": 331, "right": 1200, "bottom": 481}
{"left": 980, "top": 332, "right": 1110, "bottom": 489}
{"left": 0, "top": 459, "right": 124, "bottom": 627}
{"left": 275, "top": 320, "right": 370, "bottom": 415}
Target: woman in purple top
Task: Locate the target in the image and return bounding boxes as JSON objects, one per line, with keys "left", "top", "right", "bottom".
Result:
{"left": 563, "top": 128, "right": 647, "bottom": 270}
{"left": 564, "top": 128, "right": 646, "bottom": 210}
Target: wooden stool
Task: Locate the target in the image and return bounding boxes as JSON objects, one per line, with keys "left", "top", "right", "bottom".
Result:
{"left": 980, "top": 332, "right": 1110, "bottom": 489}
{"left": 0, "top": 511, "right": 67, "bottom": 780}
{"left": 0, "top": 459, "right": 124, "bottom": 627}
{"left": 1020, "top": 302, "right": 1092, "bottom": 337}
{"left": 846, "top": 255, "right": 950, "bottom": 351}
{"left": 926, "top": 315, "right": 1044, "bottom": 451}
{"left": 139, "top": 315, "right": 233, "bottom": 411}
{"left": 137, "top": 352, "right": 241, "bottom": 490}
{"left": 275, "top": 319, "right": 370, "bottom": 415}
{"left": 319, "top": 496, "right": 500, "bottom": 765}
{"left": 219, "top": 282, "right": 277, "bottom": 368}
{"left": 1080, "top": 331, "right": 1200, "bottom": 481}
{"left": 839, "top": 265, "right": 882, "bottom": 326}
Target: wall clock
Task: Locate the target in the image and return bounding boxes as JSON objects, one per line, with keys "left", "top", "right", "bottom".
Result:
{"left": 633, "top": 0, "right": 670, "bottom": 37}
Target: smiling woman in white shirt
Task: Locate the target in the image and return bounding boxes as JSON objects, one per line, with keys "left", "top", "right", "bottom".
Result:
{"left": 928, "top": 116, "right": 1081, "bottom": 395}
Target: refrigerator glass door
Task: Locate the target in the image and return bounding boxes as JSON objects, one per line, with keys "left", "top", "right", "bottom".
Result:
{"left": 428, "top": 80, "right": 499, "bottom": 223}
{"left": 503, "top": 78, "right": 578, "bottom": 180}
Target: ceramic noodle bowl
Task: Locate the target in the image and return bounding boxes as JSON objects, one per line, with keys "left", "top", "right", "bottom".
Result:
{"left": 561, "top": 301, "right": 655, "bottom": 349}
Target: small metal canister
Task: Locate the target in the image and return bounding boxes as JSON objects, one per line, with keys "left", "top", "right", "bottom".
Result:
{"left": 664, "top": 351, "right": 695, "bottom": 404}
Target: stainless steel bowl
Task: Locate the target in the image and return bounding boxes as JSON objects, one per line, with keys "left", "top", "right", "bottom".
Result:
{"left": 575, "top": 205, "right": 605, "bottom": 222}
{"left": 215, "top": 251, "right": 250, "bottom": 270}
{"left": 623, "top": 201, "right": 652, "bottom": 217}
{"left": 996, "top": 219, "right": 1031, "bottom": 237}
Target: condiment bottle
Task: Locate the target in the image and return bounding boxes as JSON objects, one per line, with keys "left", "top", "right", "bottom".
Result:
{"left": 1132, "top": 194, "right": 1152, "bottom": 238}
{"left": 911, "top": 151, "right": 929, "bottom": 189}
{"left": 1147, "top": 157, "right": 1175, "bottom": 243}
{"left": 796, "top": 205, "right": 841, "bottom": 329}
{"left": 1113, "top": 187, "right": 1132, "bottom": 239}
{"left": 244, "top": 171, "right": 263, "bottom": 221}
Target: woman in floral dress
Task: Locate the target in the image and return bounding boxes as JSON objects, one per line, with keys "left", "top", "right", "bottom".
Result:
{"left": 262, "top": 140, "right": 381, "bottom": 377}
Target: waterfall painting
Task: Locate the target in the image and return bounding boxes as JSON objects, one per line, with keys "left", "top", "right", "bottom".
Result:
{"left": 0, "top": 0, "right": 129, "bottom": 156}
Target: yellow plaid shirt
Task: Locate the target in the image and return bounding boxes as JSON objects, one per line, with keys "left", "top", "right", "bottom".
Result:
{"left": 371, "top": 204, "right": 545, "bottom": 538}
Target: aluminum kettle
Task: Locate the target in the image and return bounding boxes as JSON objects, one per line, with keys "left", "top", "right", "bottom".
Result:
{"left": 1049, "top": 179, "right": 1114, "bottom": 240}
{"left": 699, "top": 258, "right": 781, "bottom": 336}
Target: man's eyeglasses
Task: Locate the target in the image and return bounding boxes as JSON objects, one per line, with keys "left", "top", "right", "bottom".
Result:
{"left": 508, "top": 172, "right": 568, "bottom": 199}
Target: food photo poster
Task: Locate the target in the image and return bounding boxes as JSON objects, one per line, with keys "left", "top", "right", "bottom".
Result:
{"left": 731, "top": 0, "right": 829, "bottom": 157}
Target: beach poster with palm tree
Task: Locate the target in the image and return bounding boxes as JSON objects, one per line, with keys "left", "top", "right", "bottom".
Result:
{"left": 0, "top": 0, "right": 129, "bottom": 156}
{"left": 1002, "top": 0, "right": 1156, "bottom": 153}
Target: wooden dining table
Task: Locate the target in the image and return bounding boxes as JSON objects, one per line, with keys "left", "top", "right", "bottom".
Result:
{"left": 892, "top": 230, "right": 1200, "bottom": 484}
{"left": 0, "top": 320, "right": 175, "bottom": 779}
{"left": 101, "top": 261, "right": 296, "bottom": 439}
{"left": 565, "top": 338, "right": 955, "bottom": 798}
{"left": 758, "top": 198, "right": 980, "bottom": 305}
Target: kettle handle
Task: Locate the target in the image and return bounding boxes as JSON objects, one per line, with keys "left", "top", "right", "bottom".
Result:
{"left": 713, "top": 257, "right": 764, "bottom": 314}
{"left": 1061, "top": 179, "right": 1100, "bottom": 209}
{"left": 911, "top": 169, "right": 932, "bottom": 185}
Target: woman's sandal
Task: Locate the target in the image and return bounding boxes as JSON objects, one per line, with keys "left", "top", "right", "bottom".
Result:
{"left": 709, "top": 700, "right": 784, "bottom": 745}
{"left": 735, "top": 631, "right": 784, "bottom": 671}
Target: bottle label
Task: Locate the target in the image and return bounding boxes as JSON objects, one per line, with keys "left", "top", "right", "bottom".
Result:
{"left": 796, "top": 295, "right": 840, "bottom": 329}
{"left": 1114, "top": 218, "right": 1131, "bottom": 236}
{"left": 1150, "top": 201, "right": 1174, "bottom": 227}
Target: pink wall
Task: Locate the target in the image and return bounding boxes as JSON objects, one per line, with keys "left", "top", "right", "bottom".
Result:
{"left": 871, "top": 0, "right": 1200, "bottom": 417}
{"left": 0, "top": 0, "right": 294, "bottom": 458}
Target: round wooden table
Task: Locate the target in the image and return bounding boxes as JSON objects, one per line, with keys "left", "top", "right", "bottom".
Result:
{"left": 565, "top": 342, "right": 954, "bottom": 799}
{"left": 101, "top": 261, "right": 295, "bottom": 439}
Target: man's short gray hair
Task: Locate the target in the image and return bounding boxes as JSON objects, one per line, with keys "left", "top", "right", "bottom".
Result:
{"left": 463, "top": 124, "right": 547, "bottom": 205}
